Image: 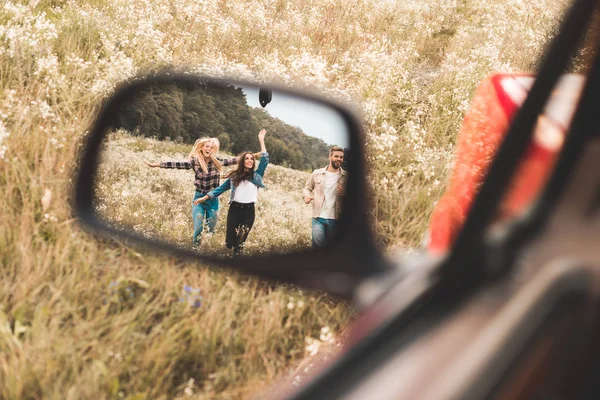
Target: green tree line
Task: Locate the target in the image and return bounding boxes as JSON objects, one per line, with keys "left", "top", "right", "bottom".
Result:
{"left": 109, "top": 81, "right": 335, "bottom": 170}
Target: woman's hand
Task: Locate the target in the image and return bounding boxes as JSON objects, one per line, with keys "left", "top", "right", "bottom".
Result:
{"left": 144, "top": 161, "right": 159, "bottom": 168}
{"left": 194, "top": 196, "right": 209, "bottom": 206}
{"left": 258, "top": 129, "right": 267, "bottom": 153}
{"left": 258, "top": 129, "right": 267, "bottom": 142}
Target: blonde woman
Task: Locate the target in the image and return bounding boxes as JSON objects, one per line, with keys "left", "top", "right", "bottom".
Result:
{"left": 144, "top": 137, "right": 240, "bottom": 246}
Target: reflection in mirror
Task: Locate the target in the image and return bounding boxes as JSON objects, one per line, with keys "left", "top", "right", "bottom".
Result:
{"left": 94, "top": 79, "right": 351, "bottom": 259}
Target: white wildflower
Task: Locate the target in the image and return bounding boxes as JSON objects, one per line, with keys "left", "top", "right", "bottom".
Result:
{"left": 304, "top": 337, "right": 320, "bottom": 356}
{"left": 0, "top": 121, "right": 8, "bottom": 159}
{"left": 41, "top": 188, "right": 52, "bottom": 212}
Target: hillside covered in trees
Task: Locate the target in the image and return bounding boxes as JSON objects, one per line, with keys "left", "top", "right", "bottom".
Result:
{"left": 109, "top": 81, "right": 335, "bottom": 170}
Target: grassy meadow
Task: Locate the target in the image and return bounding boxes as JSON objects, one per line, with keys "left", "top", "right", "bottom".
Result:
{"left": 0, "top": 0, "right": 569, "bottom": 398}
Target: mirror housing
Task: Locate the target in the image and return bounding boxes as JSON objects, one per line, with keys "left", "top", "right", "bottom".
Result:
{"left": 74, "top": 73, "right": 390, "bottom": 298}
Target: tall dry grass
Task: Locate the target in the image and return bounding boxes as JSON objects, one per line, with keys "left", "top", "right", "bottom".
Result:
{"left": 0, "top": 0, "right": 568, "bottom": 398}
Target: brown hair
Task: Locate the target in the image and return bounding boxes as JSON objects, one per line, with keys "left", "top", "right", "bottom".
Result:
{"left": 330, "top": 146, "right": 344, "bottom": 155}
{"left": 224, "top": 152, "right": 255, "bottom": 187}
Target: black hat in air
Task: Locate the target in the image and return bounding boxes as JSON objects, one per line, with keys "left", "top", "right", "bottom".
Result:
{"left": 259, "top": 89, "right": 272, "bottom": 108}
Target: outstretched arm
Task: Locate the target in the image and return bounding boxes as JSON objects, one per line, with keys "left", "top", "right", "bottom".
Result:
{"left": 194, "top": 195, "right": 210, "bottom": 205}
{"left": 194, "top": 179, "right": 233, "bottom": 205}
{"left": 221, "top": 156, "right": 238, "bottom": 166}
{"left": 194, "top": 179, "right": 232, "bottom": 205}
{"left": 145, "top": 159, "right": 193, "bottom": 169}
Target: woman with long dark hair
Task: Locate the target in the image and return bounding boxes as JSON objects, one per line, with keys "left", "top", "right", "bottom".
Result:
{"left": 195, "top": 129, "right": 269, "bottom": 256}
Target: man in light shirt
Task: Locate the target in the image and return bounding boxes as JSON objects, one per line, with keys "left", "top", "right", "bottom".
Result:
{"left": 302, "top": 146, "right": 347, "bottom": 248}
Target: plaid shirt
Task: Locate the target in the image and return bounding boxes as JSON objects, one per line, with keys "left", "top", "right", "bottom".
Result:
{"left": 160, "top": 156, "right": 238, "bottom": 194}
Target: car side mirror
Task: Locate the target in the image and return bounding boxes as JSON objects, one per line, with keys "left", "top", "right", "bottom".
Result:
{"left": 74, "top": 73, "right": 390, "bottom": 298}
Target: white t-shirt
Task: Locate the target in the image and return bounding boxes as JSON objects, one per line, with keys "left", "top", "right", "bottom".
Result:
{"left": 232, "top": 180, "right": 258, "bottom": 203}
{"left": 318, "top": 170, "right": 341, "bottom": 219}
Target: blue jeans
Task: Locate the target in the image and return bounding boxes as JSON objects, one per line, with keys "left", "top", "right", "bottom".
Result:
{"left": 312, "top": 217, "right": 337, "bottom": 248}
{"left": 192, "top": 191, "right": 219, "bottom": 245}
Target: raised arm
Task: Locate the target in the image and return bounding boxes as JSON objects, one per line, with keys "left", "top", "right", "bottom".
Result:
{"left": 258, "top": 129, "right": 267, "bottom": 153}
{"left": 253, "top": 129, "right": 268, "bottom": 158}
{"left": 255, "top": 129, "right": 269, "bottom": 177}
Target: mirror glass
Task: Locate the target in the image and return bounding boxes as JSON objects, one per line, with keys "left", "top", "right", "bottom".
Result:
{"left": 93, "top": 79, "right": 351, "bottom": 259}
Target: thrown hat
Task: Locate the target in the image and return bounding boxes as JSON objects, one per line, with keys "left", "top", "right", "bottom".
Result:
{"left": 259, "top": 89, "right": 272, "bottom": 108}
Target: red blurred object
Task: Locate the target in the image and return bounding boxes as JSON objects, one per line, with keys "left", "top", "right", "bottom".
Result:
{"left": 428, "top": 73, "right": 584, "bottom": 254}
